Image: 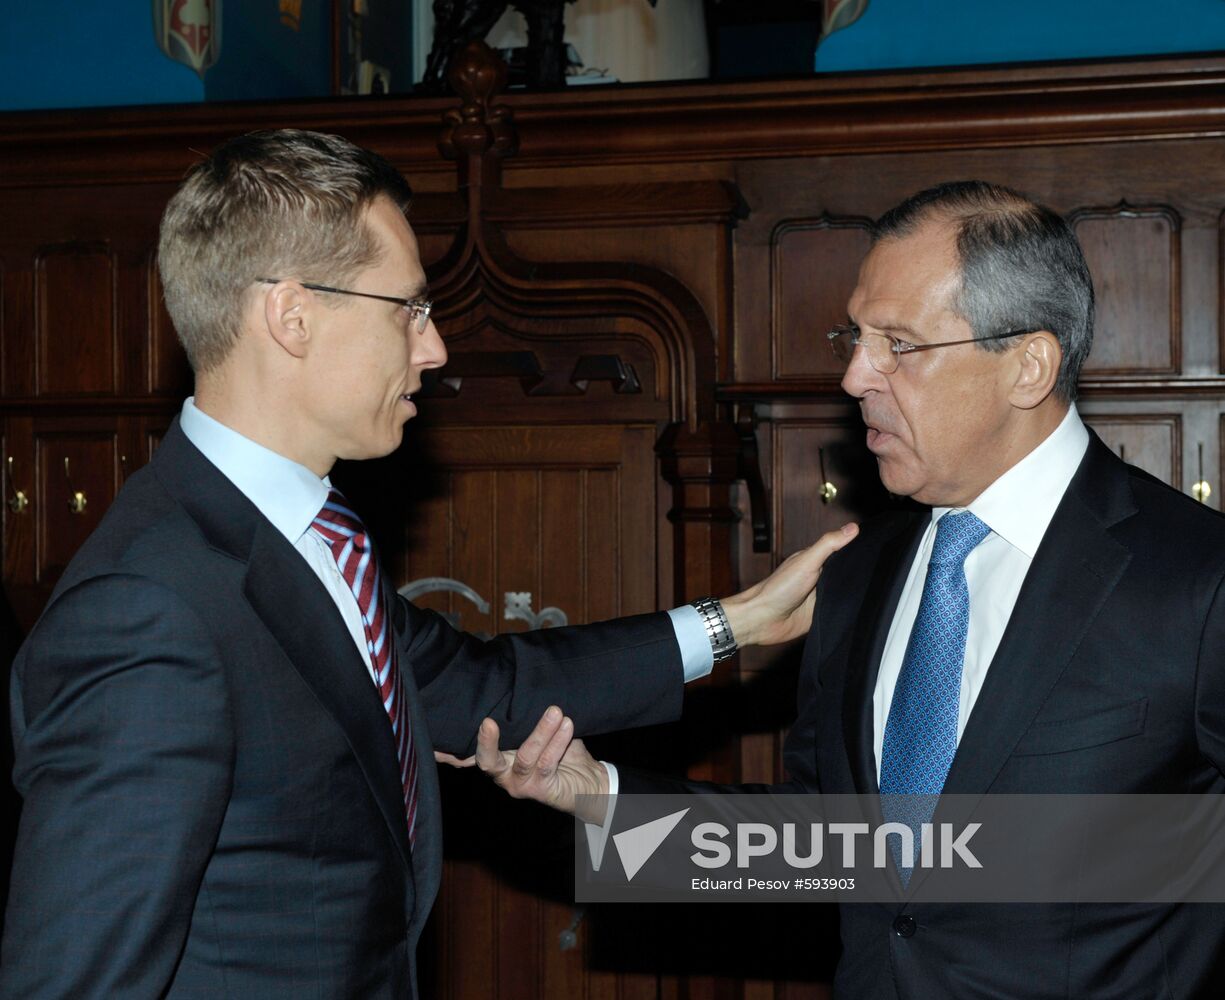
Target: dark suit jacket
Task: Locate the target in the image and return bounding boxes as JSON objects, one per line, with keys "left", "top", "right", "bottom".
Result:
{"left": 1, "top": 421, "right": 685, "bottom": 999}
{"left": 623, "top": 433, "right": 1225, "bottom": 999}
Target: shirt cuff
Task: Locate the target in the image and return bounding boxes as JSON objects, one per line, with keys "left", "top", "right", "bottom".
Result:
{"left": 582, "top": 762, "right": 619, "bottom": 872}
{"left": 667, "top": 604, "right": 714, "bottom": 682}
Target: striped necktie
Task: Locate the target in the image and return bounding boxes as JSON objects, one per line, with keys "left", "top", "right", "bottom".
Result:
{"left": 311, "top": 489, "right": 419, "bottom": 846}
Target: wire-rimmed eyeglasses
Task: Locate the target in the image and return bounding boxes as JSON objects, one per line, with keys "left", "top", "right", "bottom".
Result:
{"left": 257, "top": 278, "right": 433, "bottom": 335}
{"left": 826, "top": 324, "right": 1034, "bottom": 374}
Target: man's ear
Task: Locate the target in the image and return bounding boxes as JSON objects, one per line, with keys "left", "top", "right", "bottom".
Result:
{"left": 262, "top": 280, "right": 311, "bottom": 359}
{"left": 1010, "top": 331, "right": 1062, "bottom": 409}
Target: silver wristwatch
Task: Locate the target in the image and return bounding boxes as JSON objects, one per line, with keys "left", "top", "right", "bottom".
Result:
{"left": 691, "top": 596, "right": 738, "bottom": 662}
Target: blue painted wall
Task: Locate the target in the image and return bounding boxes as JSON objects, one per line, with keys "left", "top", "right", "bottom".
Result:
{"left": 816, "top": 0, "right": 1225, "bottom": 72}
{"left": 0, "top": 2, "right": 203, "bottom": 111}
{"left": 6, "top": 0, "right": 1224, "bottom": 112}
{"left": 203, "top": 2, "right": 332, "bottom": 104}
{"left": 0, "top": 2, "right": 411, "bottom": 112}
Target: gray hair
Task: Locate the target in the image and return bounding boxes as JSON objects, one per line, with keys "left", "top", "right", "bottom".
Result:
{"left": 873, "top": 180, "right": 1094, "bottom": 402}
{"left": 158, "top": 129, "right": 413, "bottom": 373}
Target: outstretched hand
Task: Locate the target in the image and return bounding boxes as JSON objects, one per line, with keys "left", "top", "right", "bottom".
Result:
{"left": 433, "top": 524, "right": 859, "bottom": 818}
{"left": 722, "top": 521, "right": 859, "bottom": 647}
{"left": 439, "top": 706, "right": 609, "bottom": 824}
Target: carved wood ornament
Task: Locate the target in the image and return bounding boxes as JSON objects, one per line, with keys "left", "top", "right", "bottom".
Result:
{"left": 428, "top": 42, "right": 743, "bottom": 602}
{"left": 427, "top": 42, "right": 718, "bottom": 431}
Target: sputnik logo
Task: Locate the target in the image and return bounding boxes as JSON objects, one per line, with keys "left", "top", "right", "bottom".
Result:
{"left": 612, "top": 808, "right": 689, "bottom": 881}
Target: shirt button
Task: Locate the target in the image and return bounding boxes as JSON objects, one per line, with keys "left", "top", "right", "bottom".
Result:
{"left": 893, "top": 915, "right": 916, "bottom": 938}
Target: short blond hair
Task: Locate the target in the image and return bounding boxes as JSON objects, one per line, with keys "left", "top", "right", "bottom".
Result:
{"left": 157, "top": 129, "right": 413, "bottom": 373}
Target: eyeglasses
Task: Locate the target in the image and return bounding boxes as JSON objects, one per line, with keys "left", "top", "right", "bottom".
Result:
{"left": 826, "top": 325, "right": 1033, "bottom": 375}
{"left": 257, "top": 278, "right": 433, "bottom": 334}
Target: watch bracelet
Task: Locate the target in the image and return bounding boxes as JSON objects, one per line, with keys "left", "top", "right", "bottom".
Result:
{"left": 691, "top": 596, "right": 738, "bottom": 662}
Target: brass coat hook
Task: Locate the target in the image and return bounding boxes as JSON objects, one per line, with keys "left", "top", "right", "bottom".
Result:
{"left": 63, "top": 457, "right": 87, "bottom": 514}
{"left": 818, "top": 447, "right": 838, "bottom": 504}
{"left": 6, "top": 456, "right": 28, "bottom": 514}
{"left": 1192, "top": 442, "right": 1212, "bottom": 504}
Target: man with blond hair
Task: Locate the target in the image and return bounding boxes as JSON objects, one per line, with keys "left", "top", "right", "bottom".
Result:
{"left": 0, "top": 129, "right": 853, "bottom": 999}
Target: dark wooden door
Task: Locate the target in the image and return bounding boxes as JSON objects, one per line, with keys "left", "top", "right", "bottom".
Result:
{"left": 359, "top": 423, "right": 665, "bottom": 999}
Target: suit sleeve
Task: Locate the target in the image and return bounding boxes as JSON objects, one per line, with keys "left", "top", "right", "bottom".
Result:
{"left": 614, "top": 583, "right": 830, "bottom": 800}
{"left": 602, "top": 557, "right": 846, "bottom": 802}
{"left": 395, "top": 598, "right": 685, "bottom": 756}
{"left": 599, "top": 614, "right": 820, "bottom": 871}
{"left": 613, "top": 530, "right": 877, "bottom": 802}
{"left": 1, "top": 574, "right": 233, "bottom": 1000}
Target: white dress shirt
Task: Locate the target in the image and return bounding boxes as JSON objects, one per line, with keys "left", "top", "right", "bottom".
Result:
{"left": 586, "top": 405, "right": 1091, "bottom": 868}
{"left": 178, "top": 396, "right": 713, "bottom": 686}
{"left": 871, "top": 405, "right": 1090, "bottom": 783}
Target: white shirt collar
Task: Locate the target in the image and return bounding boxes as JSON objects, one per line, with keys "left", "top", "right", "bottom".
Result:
{"left": 934, "top": 404, "right": 1090, "bottom": 559}
{"left": 178, "top": 397, "right": 329, "bottom": 546}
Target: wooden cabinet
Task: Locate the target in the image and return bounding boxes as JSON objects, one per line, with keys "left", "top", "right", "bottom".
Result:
{"left": 0, "top": 412, "right": 170, "bottom": 625}
{"left": 0, "top": 178, "right": 182, "bottom": 625}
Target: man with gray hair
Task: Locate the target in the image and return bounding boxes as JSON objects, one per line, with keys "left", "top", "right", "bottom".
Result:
{"left": 476, "top": 180, "right": 1225, "bottom": 998}
{"left": 0, "top": 129, "right": 855, "bottom": 998}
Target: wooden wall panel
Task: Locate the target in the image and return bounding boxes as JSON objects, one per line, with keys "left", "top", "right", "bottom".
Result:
{"left": 450, "top": 467, "right": 498, "bottom": 633}
{"left": 403, "top": 477, "right": 468, "bottom": 627}
{"left": 0, "top": 263, "right": 33, "bottom": 398}
{"left": 586, "top": 468, "right": 620, "bottom": 623}
{"left": 775, "top": 421, "right": 858, "bottom": 556}
{"left": 0, "top": 260, "right": 5, "bottom": 395}
{"left": 496, "top": 468, "right": 542, "bottom": 620}
{"left": 0, "top": 183, "right": 175, "bottom": 407}
{"left": 772, "top": 416, "right": 889, "bottom": 557}
{"left": 144, "top": 420, "right": 170, "bottom": 462}
{"left": 542, "top": 470, "right": 584, "bottom": 625}
{"left": 34, "top": 422, "right": 120, "bottom": 583}
{"left": 494, "top": 468, "right": 544, "bottom": 1000}
{"left": 1080, "top": 413, "right": 1182, "bottom": 486}
{"left": 443, "top": 466, "right": 500, "bottom": 1000}
{"left": 771, "top": 218, "right": 872, "bottom": 379}
{"left": 444, "top": 857, "right": 498, "bottom": 1000}
{"left": 732, "top": 140, "right": 1225, "bottom": 404}
{"left": 1072, "top": 205, "right": 1180, "bottom": 375}
{"left": 35, "top": 243, "right": 116, "bottom": 396}
{"left": 2, "top": 417, "right": 33, "bottom": 604}
{"left": 615, "top": 429, "right": 657, "bottom": 618}
{"left": 502, "top": 225, "right": 727, "bottom": 364}
{"left": 417, "top": 310, "right": 669, "bottom": 427}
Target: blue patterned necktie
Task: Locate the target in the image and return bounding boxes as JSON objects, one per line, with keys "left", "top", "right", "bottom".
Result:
{"left": 880, "top": 510, "right": 992, "bottom": 883}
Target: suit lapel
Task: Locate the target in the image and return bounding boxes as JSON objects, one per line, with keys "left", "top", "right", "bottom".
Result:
{"left": 842, "top": 516, "right": 926, "bottom": 796}
{"left": 243, "top": 529, "right": 416, "bottom": 876}
{"left": 942, "top": 436, "right": 1136, "bottom": 797}
{"left": 383, "top": 575, "right": 444, "bottom": 939}
{"left": 152, "top": 420, "right": 415, "bottom": 877}
{"left": 901, "top": 435, "right": 1137, "bottom": 900}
